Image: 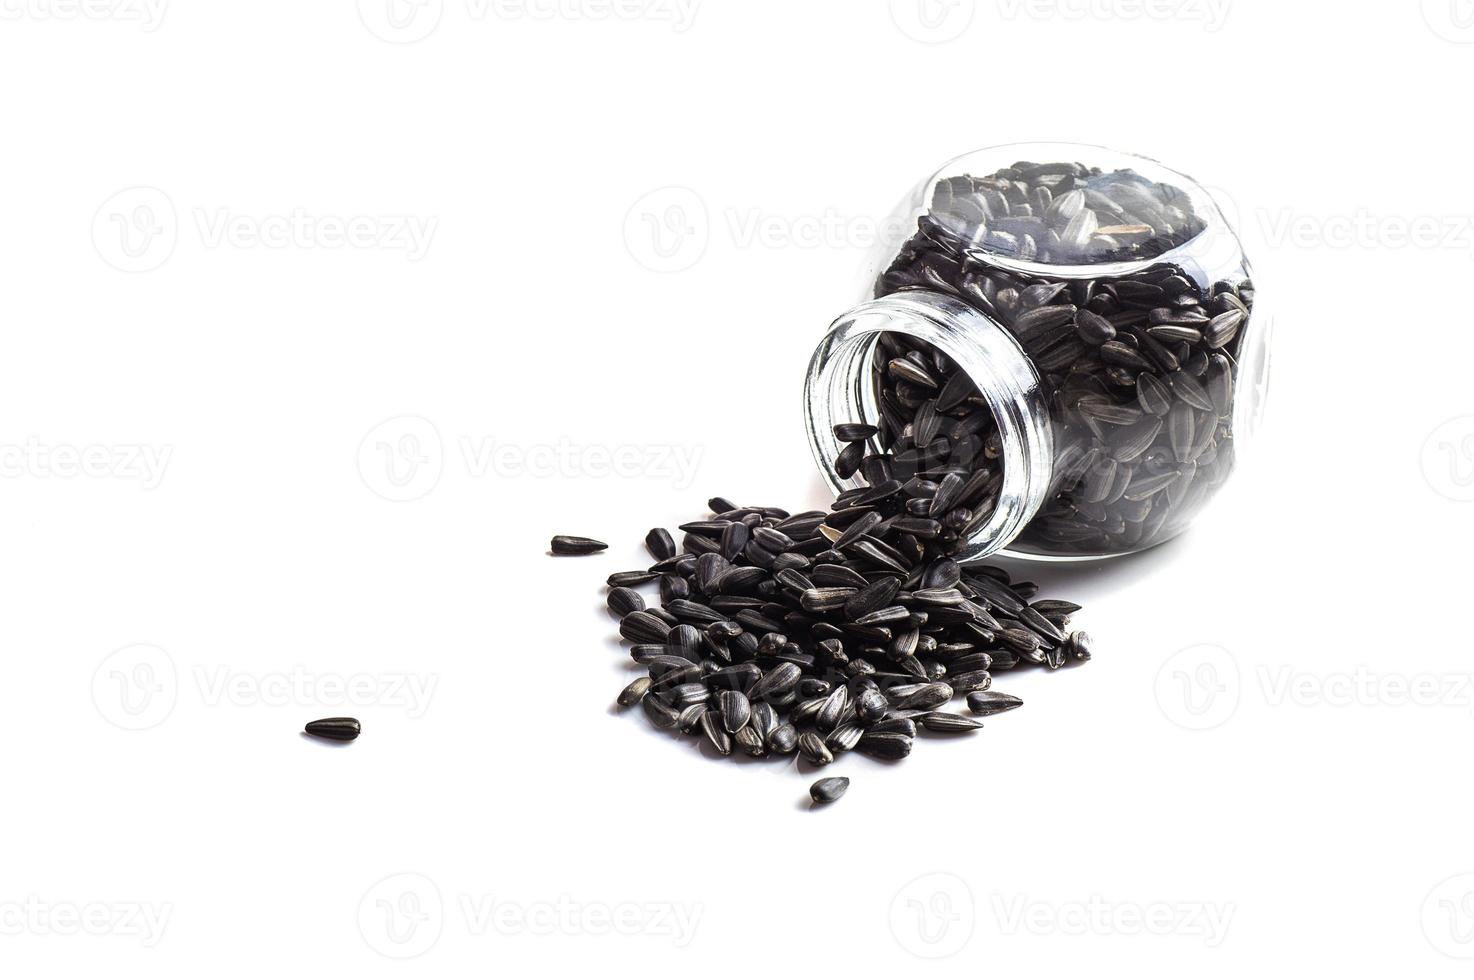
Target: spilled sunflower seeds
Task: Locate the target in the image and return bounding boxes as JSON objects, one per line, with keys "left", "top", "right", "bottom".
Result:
{"left": 581, "top": 479, "right": 1090, "bottom": 800}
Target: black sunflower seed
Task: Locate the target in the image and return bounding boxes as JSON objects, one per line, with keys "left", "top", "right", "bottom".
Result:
{"left": 608, "top": 570, "right": 658, "bottom": 587}
{"left": 718, "top": 690, "right": 752, "bottom": 734}
{"left": 920, "top": 712, "right": 983, "bottom": 732}
{"left": 767, "top": 723, "right": 798, "bottom": 754}
{"left": 834, "top": 440, "right": 866, "bottom": 479}
{"left": 798, "top": 731, "right": 833, "bottom": 766}
{"left": 699, "top": 710, "right": 732, "bottom": 755}
{"left": 607, "top": 587, "right": 645, "bottom": 617}
{"left": 833, "top": 422, "right": 878, "bottom": 442}
{"left": 616, "top": 677, "right": 651, "bottom": 707}
{"left": 857, "top": 732, "right": 913, "bottom": 760}
{"left": 809, "top": 776, "right": 850, "bottom": 804}
{"left": 843, "top": 576, "right": 901, "bottom": 620}
{"left": 620, "top": 611, "right": 671, "bottom": 644}
{"left": 643, "top": 695, "right": 681, "bottom": 729}
{"left": 645, "top": 527, "right": 676, "bottom": 561}
{"left": 1065, "top": 630, "right": 1094, "bottom": 661}
{"left": 550, "top": 535, "right": 607, "bottom": 556}
{"left": 748, "top": 662, "right": 801, "bottom": 701}
{"left": 735, "top": 725, "right": 767, "bottom": 757}
{"left": 966, "top": 690, "right": 1023, "bottom": 715}
{"left": 304, "top": 717, "right": 360, "bottom": 741}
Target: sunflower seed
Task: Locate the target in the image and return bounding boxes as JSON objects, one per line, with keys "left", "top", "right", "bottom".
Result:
{"left": 809, "top": 776, "right": 850, "bottom": 804}
{"left": 767, "top": 723, "right": 798, "bottom": 754}
{"left": 642, "top": 695, "right": 681, "bottom": 729}
{"left": 617, "top": 677, "right": 651, "bottom": 706}
{"left": 857, "top": 732, "right": 913, "bottom": 760}
{"left": 798, "top": 731, "right": 833, "bottom": 766}
{"left": 825, "top": 721, "right": 864, "bottom": 752}
{"left": 620, "top": 611, "right": 671, "bottom": 644}
{"left": 645, "top": 527, "right": 676, "bottom": 561}
{"left": 748, "top": 662, "right": 801, "bottom": 701}
{"left": 843, "top": 576, "right": 901, "bottom": 620}
{"left": 834, "top": 422, "right": 878, "bottom": 442}
{"left": 895, "top": 682, "right": 953, "bottom": 710}
{"left": 1065, "top": 630, "right": 1094, "bottom": 661}
{"left": 608, "top": 570, "right": 659, "bottom": 587}
{"left": 607, "top": 587, "right": 645, "bottom": 617}
{"left": 966, "top": 690, "right": 1023, "bottom": 716}
{"left": 550, "top": 535, "right": 607, "bottom": 556}
{"left": 735, "top": 725, "right": 767, "bottom": 757}
{"left": 699, "top": 710, "right": 732, "bottom": 755}
{"left": 304, "top": 717, "right": 360, "bottom": 741}
{"left": 718, "top": 690, "right": 752, "bottom": 733}
{"left": 856, "top": 686, "right": 889, "bottom": 722}
{"left": 749, "top": 702, "right": 778, "bottom": 741}
{"left": 920, "top": 712, "right": 984, "bottom": 732}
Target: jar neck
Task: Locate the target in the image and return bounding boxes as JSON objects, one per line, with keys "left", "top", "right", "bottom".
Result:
{"left": 803, "top": 288, "right": 1054, "bottom": 562}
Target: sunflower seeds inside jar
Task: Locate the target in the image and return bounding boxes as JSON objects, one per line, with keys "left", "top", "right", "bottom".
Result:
{"left": 804, "top": 142, "right": 1268, "bottom": 561}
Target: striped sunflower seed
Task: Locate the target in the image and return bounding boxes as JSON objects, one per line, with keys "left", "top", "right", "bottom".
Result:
{"left": 617, "top": 676, "right": 651, "bottom": 707}
{"left": 920, "top": 712, "right": 984, "bottom": 732}
{"left": 798, "top": 731, "right": 834, "bottom": 766}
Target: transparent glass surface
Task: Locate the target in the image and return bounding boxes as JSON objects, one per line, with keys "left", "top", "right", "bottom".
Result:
{"left": 806, "top": 142, "right": 1270, "bottom": 561}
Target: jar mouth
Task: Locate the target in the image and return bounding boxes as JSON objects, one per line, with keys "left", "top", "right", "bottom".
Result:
{"left": 802, "top": 289, "right": 1054, "bottom": 563}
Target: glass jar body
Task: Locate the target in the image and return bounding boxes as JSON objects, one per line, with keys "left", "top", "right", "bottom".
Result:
{"left": 805, "top": 143, "right": 1270, "bottom": 561}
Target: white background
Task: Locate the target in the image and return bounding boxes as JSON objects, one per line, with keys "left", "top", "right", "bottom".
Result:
{"left": 3, "top": 0, "right": 1473, "bottom": 975}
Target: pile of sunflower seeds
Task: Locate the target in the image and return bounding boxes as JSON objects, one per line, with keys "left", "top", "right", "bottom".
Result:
{"left": 593, "top": 470, "right": 1088, "bottom": 773}
{"left": 878, "top": 159, "right": 1254, "bottom": 555}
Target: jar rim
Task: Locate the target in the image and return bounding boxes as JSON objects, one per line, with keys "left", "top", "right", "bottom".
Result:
{"left": 802, "top": 289, "right": 1055, "bottom": 563}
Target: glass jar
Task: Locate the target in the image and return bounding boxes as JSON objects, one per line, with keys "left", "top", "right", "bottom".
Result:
{"left": 804, "top": 142, "right": 1270, "bottom": 562}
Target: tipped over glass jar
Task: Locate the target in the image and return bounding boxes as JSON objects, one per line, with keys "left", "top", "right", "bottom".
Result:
{"left": 804, "top": 142, "right": 1270, "bottom": 562}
